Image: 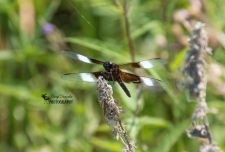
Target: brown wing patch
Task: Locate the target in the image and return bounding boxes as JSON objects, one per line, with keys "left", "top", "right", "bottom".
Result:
{"left": 119, "top": 62, "right": 141, "bottom": 68}
{"left": 120, "top": 72, "right": 141, "bottom": 83}
{"left": 89, "top": 58, "right": 105, "bottom": 64}
{"left": 119, "top": 58, "right": 167, "bottom": 69}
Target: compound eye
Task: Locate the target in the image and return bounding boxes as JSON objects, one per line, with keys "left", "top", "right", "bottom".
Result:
{"left": 103, "top": 62, "right": 111, "bottom": 72}
{"left": 103, "top": 62, "right": 108, "bottom": 67}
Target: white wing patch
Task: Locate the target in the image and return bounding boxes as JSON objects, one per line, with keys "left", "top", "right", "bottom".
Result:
{"left": 140, "top": 77, "right": 154, "bottom": 86}
{"left": 77, "top": 54, "right": 92, "bottom": 64}
{"left": 80, "top": 73, "right": 96, "bottom": 82}
{"left": 140, "top": 60, "right": 153, "bottom": 68}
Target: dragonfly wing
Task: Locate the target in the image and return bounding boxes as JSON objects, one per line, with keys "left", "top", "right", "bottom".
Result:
{"left": 119, "top": 58, "right": 167, "bottom": 69}
{"left": 62, "top": 72, "right": 98, "bottom": 82}
{"left": 61, "top": 72, "right": 114, "bottom": 82}
{"left": 120, "top": 71, "right": 167, "bottom": 87}
{"left": 61, "top": 50, "right": 104, "bottom": 64}
{"left": 120, "top": 72, "right": 142, "bottom": 83}
{"left": 140, "top": 76, "right": 167, "bottom": 87}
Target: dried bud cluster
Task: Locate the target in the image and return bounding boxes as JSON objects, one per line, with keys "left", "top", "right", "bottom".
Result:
{"left": 97, "top": 77, "right": 123, "bottom": 129}
{"left": 97, "top": 77, "right": 135, "bottom": 152}
{"left": 181, "top": 22, "right": 222, "bottom": 151}
{"left": 183, "top": 22, "right": 211, "bottom": 97}
{"left": 200, "top": 144, "right": 223, "bottom": 152}
{"left": 182, "top": 22, "right": 210, "bottom": 121}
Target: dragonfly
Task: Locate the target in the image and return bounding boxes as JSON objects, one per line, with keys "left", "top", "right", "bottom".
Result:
{"left": 61, "top": 50, "right": 167, "bottom": 97}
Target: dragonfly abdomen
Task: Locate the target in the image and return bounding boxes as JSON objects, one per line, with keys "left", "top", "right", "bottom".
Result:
{"left": 117, "top": 80, "right": 131, "bottom": 97}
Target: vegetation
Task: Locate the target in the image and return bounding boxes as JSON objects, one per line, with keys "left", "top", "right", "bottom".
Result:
{"left": 0, "top": 0, "right": 225, "bottom": 151}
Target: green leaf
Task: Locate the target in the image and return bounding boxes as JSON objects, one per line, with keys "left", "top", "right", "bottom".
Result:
{"left": 152, "top": 120, "right": 189, "bottom": 152}
{"left": 169, "top": 47, "right": 187, "bottom": 71}
{"left": 137, "top": 116, "right": 170, "bottom": 127}
{"left": 65, "top": 37, "right": 128, "bottom": 60}
{"left": 131, "top": 21, "right": 161, "bottom": 40}
{"left": 0, "top": 84, "right": 47, "bottom": 109}
{"left": 0, "top": 50, "right": 14, "bottom": 60}
{"left": 128, "top": 116, "right": 170, "bottom": 139}
{"left": 0, "top": 84, "right": 32, "bottom": 100}
{"left": 91, "top": 137, "right": 122, "bottom": 151}
{"left": 44, "top": 0, "right": 61, "bottom": 21}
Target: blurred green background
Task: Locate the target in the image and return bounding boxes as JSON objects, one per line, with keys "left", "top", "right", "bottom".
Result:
{"left": 0, "top": 0, "right": 225, "bottom": 151}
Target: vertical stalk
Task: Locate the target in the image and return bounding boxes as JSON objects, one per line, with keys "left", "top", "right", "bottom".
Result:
{"left": 123, "top": 0, "right": 135, "bottom": 62}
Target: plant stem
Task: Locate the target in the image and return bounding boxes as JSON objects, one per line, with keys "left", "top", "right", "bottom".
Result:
{"left": 123, "top": 0, "right": 135, "bottom": 62}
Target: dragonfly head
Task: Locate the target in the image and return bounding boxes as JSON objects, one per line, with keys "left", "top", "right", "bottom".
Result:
{"left": 103, "top": 62, "right": 112, "bottom": 72}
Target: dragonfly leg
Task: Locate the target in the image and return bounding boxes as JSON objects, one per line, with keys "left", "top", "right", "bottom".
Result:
{"left": 101, "top": 72, "right": 115, "bottom": 86}
{"left": 110, "top": 72, "right": 115, "bottom": 86}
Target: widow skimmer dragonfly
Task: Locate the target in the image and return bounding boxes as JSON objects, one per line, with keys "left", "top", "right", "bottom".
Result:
{"left": 61, "top": 50, "right": 167, "bottom": 97}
